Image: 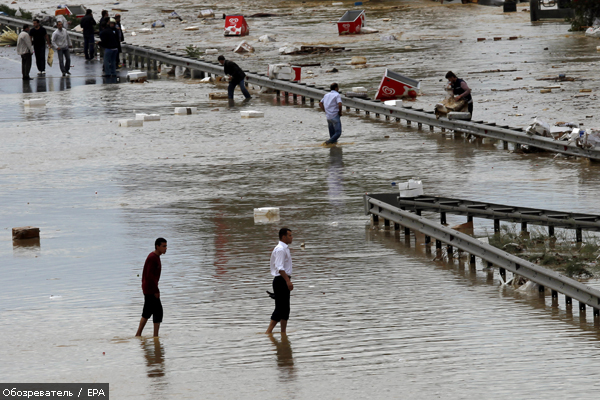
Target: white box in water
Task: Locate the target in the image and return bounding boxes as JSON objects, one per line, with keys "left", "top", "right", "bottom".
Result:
{"left": 127, "top": 71, "right": 147, "bottom": 81}
{"left": 398, "top": 179, "right": 423, "bottom": 198}
{"left": 277, "top": 72, "right": 294, "bottom": 80}
{"left": 205, "top": 48, "right": 218, "bottom": 54}
{"left": 136, "top": 113, "right": 161, "bottom": 121}
{"left": 24, "top": 99, "right": 46, "bottom": 106}
{"left": 254, "top": 207, "right": 280, "bottom": 218}
{"left": 448, "top": 112, "right": 471, "bottom": 120}
{"left": 352, "top": 86, "right": 367, "bottom": 92}
{"left": 174, "top": 107, "right": 197, "bottom": 115}
{"left": 119, "top": 119, "right": 143, "bottom": 127}
{"left": 241, "top": 110, "right": 264, "bottom": 118}
{"left": 384, "top": 99, "right": 402, "bottom": 107}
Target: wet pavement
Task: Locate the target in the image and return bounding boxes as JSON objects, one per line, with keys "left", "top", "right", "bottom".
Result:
{"left": 3, "top": 1, "right": 600, "bottom": 399}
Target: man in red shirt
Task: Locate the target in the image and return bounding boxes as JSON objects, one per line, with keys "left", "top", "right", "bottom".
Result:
{"left": 135, "top": 238, "right": 167, "bottom": 337}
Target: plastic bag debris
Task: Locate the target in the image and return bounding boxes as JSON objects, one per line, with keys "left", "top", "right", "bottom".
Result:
{"left": 525, "top": 118, "right": 551, "bottom": 137}
{"left": 152, "top": 20, "right": 165, "bottom": 28}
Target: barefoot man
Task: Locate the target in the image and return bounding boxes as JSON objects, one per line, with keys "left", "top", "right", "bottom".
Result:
{"left": 136, "top": 238, "right": 167, "bottom": 337}
{"left": 266, "top": 228, "right": 294, "bottom": 334}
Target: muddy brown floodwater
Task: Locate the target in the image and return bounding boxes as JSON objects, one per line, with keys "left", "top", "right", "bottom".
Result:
{"left": 2, "top": 0, "right": 600, "bottom": 399}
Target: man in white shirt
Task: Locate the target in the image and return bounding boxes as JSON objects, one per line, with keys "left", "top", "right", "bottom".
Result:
{"left": 266, "top": 228, "right": 294, "bottom": 334}
{"left": 51, "top": 21, "right": 72, "bottom": 76}
{"left": 319, "top": 83, "right": 343, "bottom": 145}
{"left": 16, "top": 24, "right": 34, "bottom": 80}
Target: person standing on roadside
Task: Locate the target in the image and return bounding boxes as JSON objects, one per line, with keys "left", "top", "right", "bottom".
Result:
{"left": 99, "top": 10, "right": 110, "bottom": 32}
{"left": 99, "top": 18, "right": 120, "bottom": 77}
{"left": 114, "top": 14, "right": 125, "bottom": 67}
{"left": 136, "top": 238, "right": 167, "bottom": 338}
{"left": 266, "top": 228, "right": 294, "bottom": 334}
{"left": 80, "top": 9, "right": 96, "bottom": 60}
{"left": 51, "top": 21, "right": 72, "bottom": 76}
{"left": 29, "top": 19, "right": 51, "bottom": 76}
{"left": 319, "top": 83, "right": 343, "bottom": 145}
{"left": 445, "top": 71, "right": 473, "bottom": 120}
{"left": 17, "top": 24, "right": 34, "bottom": 80}
{"left": 217, "top": 55, "right": 252, "bottom": 101}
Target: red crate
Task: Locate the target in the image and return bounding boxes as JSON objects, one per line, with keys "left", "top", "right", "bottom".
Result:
{"left": 337, "top": 10, "right": 365, "bottom": 35}
{"left": 224, "top": 15, "right": 249, "bottom": 36}
{"left": 375, "top": 69, "right": 421, "bottom": 101}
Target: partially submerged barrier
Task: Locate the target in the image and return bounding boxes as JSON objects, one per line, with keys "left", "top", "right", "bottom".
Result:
{"left": 364, "top": 193, "right": 600, "bottom": 316}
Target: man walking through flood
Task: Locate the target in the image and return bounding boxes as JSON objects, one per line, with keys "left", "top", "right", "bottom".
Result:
{"left": 136, "top": 238, "right": 167, "bottom": 337}
{"left": 51, "top": 21, "right": 72, "bottom": 76}
{"left": 16, "top": 24, "right": 34, "bottom": 80}
{"left": 266, "top": 228, "right": 294, "bottom": 334}
{"left": 217, "top": 55, "right": 252, "bottom": 101}
{"left": 445, "top": 71, "right": 473, "bottom": 120}
{"left": 29, "top": 19, "right": 51, "bottom": 76}
{"left": 319, "top": 83, "right": 343, "bottom": 145}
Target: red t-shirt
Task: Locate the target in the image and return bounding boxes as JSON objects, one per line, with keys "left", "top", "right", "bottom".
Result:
{"left": 141, "top": 252, "right": 161, "bottom": 295}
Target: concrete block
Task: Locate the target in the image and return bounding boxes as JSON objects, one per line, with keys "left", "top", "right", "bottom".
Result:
{"left": 136, "top": 113, "right": 161, "bottom": 121}
{"left": 209, "top": 92, "right": 229, "bottom": 100}
{"left": 12, "top": 226, "right": 40, "bottom": 240}
{"left": 241, "top": 110, "right": 264, "bottom": 118}
{"left": 119, "top": 119, "right": 144, "bottom": 127}
{"left": 24, "top": 99, "right": 46, "bottom": 106}
{"left": 174, "top": 107, "right": 197, "bottom": 115}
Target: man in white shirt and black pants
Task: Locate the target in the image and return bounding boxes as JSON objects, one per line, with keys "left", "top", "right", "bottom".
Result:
{"left": 51, "top": 21, "right": 72, "bottom": 76}
{"left": 266, "top": 228, "right": 294, "bottom": 334}
{"left": 319, "top": 83, "right": 343, "bottom": 145}
{"left": 16, "top": 24, "right": 34, "bottom": 80}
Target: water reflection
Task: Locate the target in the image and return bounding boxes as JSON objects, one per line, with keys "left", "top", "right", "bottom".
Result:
{"left": 59, "top": 77, "right": 71, "bottom": 92}
{"left": 140, "top": 337, "right": 165, "bottom": 379}
{"left": 268, "top": 334, "right": 295, "bottom": 382}
{"left": 12, "top": 238, "right": 41, "bottom": 258}
{"left": 327, "top": 146, "right": 344, "bottom": 213}
{"left": 35, "top": 78, "right": 47, "bottom": 93}
{"left": 22, "top": 80, "right": 32, "bottom": 94}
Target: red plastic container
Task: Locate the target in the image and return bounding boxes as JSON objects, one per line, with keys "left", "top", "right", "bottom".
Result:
{"left": 375, "top": 69, "right": 421, "bottom": 101}
{"left": 224, "top": 15, "right": 249, "bottom": 36}
{"left": 292, "top": 66, "right": 301, "bottom": 82}
{"left": 337, "top": 10, "right": 365, "bottom": 35}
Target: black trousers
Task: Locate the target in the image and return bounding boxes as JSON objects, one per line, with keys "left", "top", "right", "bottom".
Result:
{"left": 468, "top": 102, "right": 474, "bottom": 120}
{"left": 142, "top": 294, "right": 163, "bottom": 323}
{"left": 271, "top": 276, "right": 291, "bottom": 322}
{"left": 21, "top": 53, "right": 32, "bottom": 78}
{"left": 34, "top": 45, "right": 45, "bottom": 72}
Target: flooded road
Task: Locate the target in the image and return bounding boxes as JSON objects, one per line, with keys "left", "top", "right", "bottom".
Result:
{"left": 3, "top": 0, "right": 600, "bottom": 399}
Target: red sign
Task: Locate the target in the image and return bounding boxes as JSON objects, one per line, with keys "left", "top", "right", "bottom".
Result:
{"left": 224, "top": 15, "right": 249, "bottom": 36}
{"left": 375, "top": 69, "right": 420, "bottom": 101}
{"left": 337, "top": 10, "right": 365, "bottom": 35}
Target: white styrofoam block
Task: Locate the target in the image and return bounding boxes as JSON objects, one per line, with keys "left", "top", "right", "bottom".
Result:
{"left": 174, "top": 107, "right": 197, "bottom": 115}
{"left": 205, "top": 48, "right": 218, "bottom": 54}
{"left": 276, "top": 72, "right": 294, "bottom": 80}
{"left": 384, "top": 100, "right": 402, "bottom": 107}
{"left": 352, "top": 86, "right": 367, "bottom": 92}
{"left": 136, "top": 113, "right": 161, "bottom": 121}
{"left": 398, "top": 179, "right": 423, "bottom": 198}
{"left": 254, "top": 207, "right": 280, "bottom": 218}
{"left": 127, "top": 71, "right": 147, "bottom": 80}
{"left": 119, "top": 119, "right": 144, "bottom": 127}
{"left": 278, "top": 66, "right": 293, "bottom": 74}
{"left": 241, "top": 110, "right": 264, "bottom": 118}
{"left": 447, "top": 112, "right": 471, "bottom": 120}
{"left": 24, "top": 99, "right": 46, "bottom": 106}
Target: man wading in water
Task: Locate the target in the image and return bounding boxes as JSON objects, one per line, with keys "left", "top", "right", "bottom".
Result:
{"left": 136, "top": 238, "right": 167, "bottom": 337}
{"left": 445, "top": 71, "right": 473, "bottom": 120}
{"left": 266, "top": 228, "right": 294, "bottom": 334}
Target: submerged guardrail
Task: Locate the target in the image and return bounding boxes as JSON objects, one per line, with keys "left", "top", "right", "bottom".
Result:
{"left": 364, "top": 193, "right": 600, "bottom": 316}
{"left": 3, "top": 14, "right": 600, "bottom": 161}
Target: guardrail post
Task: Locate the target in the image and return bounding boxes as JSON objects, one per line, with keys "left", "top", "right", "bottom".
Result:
{"left": 416, "top": 210, "right": 422, "bottom": 216}
{"left": 579, "top": 301, "right": 586, "bottom": 314}
{"left": 276, "top": 90, "right": 280, "bottom": 97}
{"left": 366, "top": 111, "right": 370, "bottom": 116}
{"left": 396, "top": 118, "right": 400, "bottom": 122}
{"left": 407, "top": 120, "right": 412, "bottom": 126}
{"left": 310, "top": 98, "right": 314, "bottom": 105}
{"left": 521, "top": 222, "right": 528, "bottom": 233}
{"left": 538, "top": 284, "right": 545, "bottom": 294}
{"left": 386, "top": 115, "right": 390, "bottom": 120}
{"left": 372, "top": 214, "right": 379, "bottom": 224}
{"left": 394, "top": 222, "right": 400, "bottom": 230}
{"left": 470, "top": 254, "right": 476, "bottom": 265}
{"left": 440, "top": 212, "right": 447, "bottom": 225}
{"left": 594, "top": 308, "right": 600, "bottom": 318}
{"left": 284, "top": 91, "right": 289, "bottom": 98}
{"left": 346, "top": 106, "right": 350, "bottom": 111}
{"left": 384, "top": 218, "right": 390, "bottom": 228}
{"left": 503, "top": 141, "right": 509, "bottom": 150}
{"left": 447, "top": 244, "right": 453, "bottom": 257}
{"left": 418, "top": 123, "right": 422, "bottom": 129}
{"left": 375, "top": 113, "right": 380, "bottom": 118}
{"left": 436, "top": 240, "right": 442, "bottom": 249}
{"left": 576, "top": 228, "right": 582, "bottom": 243}
{"left": 429, "top": 125, "right": 434, "bottom": 131}
{"left": 404, "top": 227, "right": 410, "bottom": 236}
{"left": 548, "top": 225, "right": 555, "bottom": 237}
{"left": 551, "top": 289, "right": 558, "bottom": 298}
{"left": 565, "top": 295, "right": 572, "bottom": 306}
{"left": 494, "top": 219, "right": 500, "bottom": 232}
{"left": 467, "top": 215, "right": 473, "bottom": 223}
{"left": 293, "top": 93, "right": 297, "bottom": 102}
{"left": 425, "top": 235, "right": 431, "bottom": 244}
{"left": 499, "top": 267, "right": 506, "bottom": 281}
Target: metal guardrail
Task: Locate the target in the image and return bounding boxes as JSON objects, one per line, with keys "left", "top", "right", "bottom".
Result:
{"left": 364, "top": 194, "right": 600, "bottom": 313}
{"left": 371, "top": 193, "right": 600, "bottom": 233}
{"left": 3, "top": 14, "right": 600, "bottom": 161}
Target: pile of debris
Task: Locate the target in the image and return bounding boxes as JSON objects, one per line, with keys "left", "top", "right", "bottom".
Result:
{"left": 0, "top": 26, "right": 17, "bottom": 46}
{"left": 279, "top": 45, "right": 347, "bottom": 55}
{"left": 526, "top": 118, "right": 600, "bottom": 149}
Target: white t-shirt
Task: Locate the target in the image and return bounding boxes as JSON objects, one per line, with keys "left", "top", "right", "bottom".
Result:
{"left": 270, "top": 241, "right": 293, "bottom": 277}
{"left": 321, "top": 90, "right": 342, "bottom": 120}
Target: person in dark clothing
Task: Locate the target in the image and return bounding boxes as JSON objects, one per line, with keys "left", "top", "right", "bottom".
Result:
{"left": 99, "top": 10, "right": 110, "bottom": 32}
{"left": 80, "top": 9, "right": 97, "bottom": 60}
{"left": 445, "top": 71, "right": 473, "bottom": 119}
{"left": 99, "top": 19, "right": 120, "bottom": 77}
{"left": 217, "top": 55, "right": 251, "bottom": 100}
{"left": 114, "top": 14, "right": 125, "bottom": 67}
{"left": 135, "top": 238, "right": 167, "bottom": 338}
{"left": 29, "top": 19, "right": 51, "bottom": 76}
